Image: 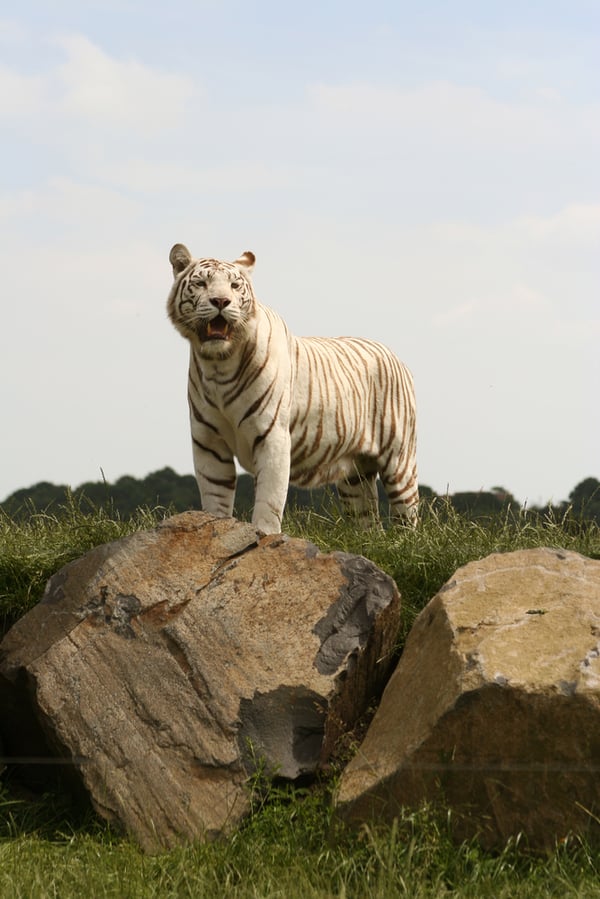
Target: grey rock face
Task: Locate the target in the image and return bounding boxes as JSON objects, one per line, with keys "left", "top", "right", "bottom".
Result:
{"left": 0, "top": 512, "right": 400, "bottom": 851}
{"left": 335, "top": 548, "right": 600, "bottom": 850}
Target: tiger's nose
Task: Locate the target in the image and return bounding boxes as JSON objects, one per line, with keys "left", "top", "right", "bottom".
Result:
{"left": 209, "top": 297, "right": 231, "bottom": 310}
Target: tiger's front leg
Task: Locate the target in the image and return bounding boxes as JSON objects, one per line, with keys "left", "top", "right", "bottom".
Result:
{"left": 251, "top": 428, "right": 291, "bottom": 535}
{"left": 191, "top": 430, "right": 237, "bottom": 519}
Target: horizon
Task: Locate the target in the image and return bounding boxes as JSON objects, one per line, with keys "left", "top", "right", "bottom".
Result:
{"left": 2, "top": 464, "right": 596, "bottom": 511}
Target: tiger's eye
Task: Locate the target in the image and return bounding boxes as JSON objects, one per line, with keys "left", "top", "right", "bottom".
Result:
{"left": 231, "top": 281, "right": 241, "bottom": 290}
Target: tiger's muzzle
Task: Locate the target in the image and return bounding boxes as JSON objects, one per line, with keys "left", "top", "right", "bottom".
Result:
{"left": 198, "top": 314, "right": 232, "bottom": 341}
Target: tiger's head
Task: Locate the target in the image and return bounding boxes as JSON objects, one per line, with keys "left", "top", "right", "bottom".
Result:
{"left": 167, "top": 244, "right": 257, "bottom": 360}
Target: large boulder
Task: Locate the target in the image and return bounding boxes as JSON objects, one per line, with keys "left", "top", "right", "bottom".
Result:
{"left": 335, "top": 548, "right": 600, "bottom": 849}
{"left": 0, "top": 512, "right": 400, "bottom": 851}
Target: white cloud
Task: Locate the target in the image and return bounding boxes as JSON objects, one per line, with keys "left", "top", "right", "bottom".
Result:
{"left": 304, "top": 81, "right": 600, "bottom": 220}
{"left": 95, "top": 158, "right": 301, "bottom": 193}
{"left": 54, "top": 34, "right": 196, "bottom": 133}
{"left": 1, "top": 175, "right": 137, "bottom": 217}
{"left": 424, "top": 204, "right": 600, "bottom": 251}
{"left": 0, "top": 18, "right": 27, "bottom": 43}
{"left": 0, "top": 64, "right": 46, "bottom": 117}
{"left": 0, "top": 32, "right": 196, "bottom": 140}
{"left": 517, "top": 203, "right": 600, "bottom": 247}
{"left": 309, "top": 80, "right": 568, "bottom": 145}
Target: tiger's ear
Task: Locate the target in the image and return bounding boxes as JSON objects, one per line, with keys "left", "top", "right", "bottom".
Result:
{"left": 234, "top": 251, "right": 255, "bottom": 273}
{"left": 169, "top": 243, "right": 192, "bottom": 276}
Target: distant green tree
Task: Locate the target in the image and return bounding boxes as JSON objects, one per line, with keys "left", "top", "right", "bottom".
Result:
{"left": 142, "top": 467, "right": 199, "bottom": 511}
{"left": 568, "top": 477, "right": 600, "bottom": 524}
{"left": 0, "top": 482, "right": 68, "bottom": 519}
{"left": 110, "top": 476, "right": 146, "bottom": 517}
{"left": 75, "top": 480, "right": 116, "bottom": 512}
{"left": 0, "top": 472, "right": 441, "bottom": 523}
{"left": 450, "top": 490, "right": 519, "bottom": 520}
{"left": 12, "top": 469, "right": 598, "bottom": 528}
{"left": 491, "top": 486, "right": 517, "bottom": 504}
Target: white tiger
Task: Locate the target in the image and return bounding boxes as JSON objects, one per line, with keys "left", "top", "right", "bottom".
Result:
{"left": 167, "top": 244, "right": 418, "bottom": 535}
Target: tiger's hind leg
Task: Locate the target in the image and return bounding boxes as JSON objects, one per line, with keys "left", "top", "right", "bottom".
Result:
{"left": 379, "top": 450, "right": 419, "bottom": 526}
{"left": 337, "top": 458, "right": 381, "bottom": 529}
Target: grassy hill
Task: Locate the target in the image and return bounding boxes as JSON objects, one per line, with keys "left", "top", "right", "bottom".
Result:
{"left": 1, "top": 502, "right": 599, "bottom": 897}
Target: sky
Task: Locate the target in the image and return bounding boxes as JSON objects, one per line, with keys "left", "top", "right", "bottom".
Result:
{"left": 1, "top": 0, "right": 598, "bottom": 508}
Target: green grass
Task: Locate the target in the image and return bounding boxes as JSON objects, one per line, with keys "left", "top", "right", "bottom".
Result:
{"left": 1, "top": 500, "right": 600, "bottom": 897}
{"left": 284, "top": 499, "right": 600, "bottom": 642}
{"left": 0, "top": 497, "right": 163, "bottom": 634}
{"left": 1, "top": 780, "right": 600, "bottom": 898}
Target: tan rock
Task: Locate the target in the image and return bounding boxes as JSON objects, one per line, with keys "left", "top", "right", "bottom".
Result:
{"left": 335, "top": 548, "right": 600, "bottom": 849}
{"left": 0, "top": 512, "right": 400, "bottom": 851}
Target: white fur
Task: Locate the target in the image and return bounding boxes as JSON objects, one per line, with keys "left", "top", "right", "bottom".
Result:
{"left": 168, "top": 247, "right": 418, "bottom": 534}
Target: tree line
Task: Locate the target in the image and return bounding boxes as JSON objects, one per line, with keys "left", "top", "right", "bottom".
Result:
{"left": 1, "top": 469, "right": 599, "bottom": 526}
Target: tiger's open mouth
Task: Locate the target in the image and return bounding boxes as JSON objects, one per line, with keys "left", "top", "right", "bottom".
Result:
{"left": 200, "top": 315, "right": 232, "bottom": 341}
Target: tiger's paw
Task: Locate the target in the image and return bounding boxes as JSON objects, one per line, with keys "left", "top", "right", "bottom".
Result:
{"left": 252, "top": 505, "right": 283, "bottom": 537}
